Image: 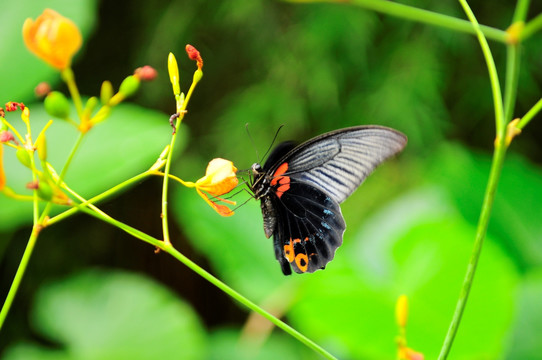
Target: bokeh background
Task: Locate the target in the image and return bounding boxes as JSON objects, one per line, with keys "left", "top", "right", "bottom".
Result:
{"left": 1, "top": 0, "right": 542, "bottom": 359}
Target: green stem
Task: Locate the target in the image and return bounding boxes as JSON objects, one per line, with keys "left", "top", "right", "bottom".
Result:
{"left": 521, "top": 12, "right": 542, "bottom": 41}
{"left": 165, "top": 246, "right": 337, "bottom": 359}
{"left": 0, "top": 225, "right": 40, "bottom": 330}
{"left": 512, "top": 0, "right": 530, "bottom": 23}
{"left": 161, "top": 76, "right": 199, "bottom": 245}
{"left": 460, "top": 1, "right": 505, "bottom": 135}
{"left": 77, "top": 205, "right": 336, "bottom": 359}
{"left": 503, "top": 45, "right": 520, "bottom": 124}
{"left": 438, "top": 143, "right": 507, "bottom": 359}
{"left": 38, "top": 132, "right": 86, "bottom": 224}
{"left": 61, "top": 68, "right": 84, "bottom": 119}
{"left": 517, "top": 97, "right": 542, "bottom": 130}
{"left": 438, "top": 1, "right": 507, "bottom": 358}
{"left": 310, "top": 0, "right": 508, "bottom": 42}
{"left": 48, "top": 170, "right": 153, "bottom": 226}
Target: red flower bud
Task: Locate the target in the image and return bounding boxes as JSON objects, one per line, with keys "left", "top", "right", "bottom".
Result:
{"left": 134, "top": 65, "right": 157, "bottom": 81}
{"left": 185, "top": 44, "right": 203, "bottom": 69}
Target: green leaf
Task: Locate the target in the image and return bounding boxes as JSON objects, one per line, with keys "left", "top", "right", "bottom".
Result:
{"left": 0, "top": 0, "right": 99, "bottom": 104}
{"left": 0, "top": 103, "right": 176, "bottom": 231}
{"left": 207, "top": 328, "right": 313, "bottom": 360}
{"left": 2, "top": 269, "right": 207, "bottom": 360}
{"left": 504, "top": 270, "right": 542, "bottom": 359}
{"left": 428, "top": 143, "right": 542, "bottom": 268}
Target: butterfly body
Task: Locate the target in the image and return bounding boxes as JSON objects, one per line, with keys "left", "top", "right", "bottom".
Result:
{"left": 250, "top": 125, "right": 407, "bottom": 275}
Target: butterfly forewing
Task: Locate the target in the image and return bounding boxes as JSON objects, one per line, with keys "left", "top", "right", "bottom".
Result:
{"left": 270, "top": 126, "right": 407, "bottom": 204}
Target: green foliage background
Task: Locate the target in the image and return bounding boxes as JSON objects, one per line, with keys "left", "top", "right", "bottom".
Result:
{"left": 1, "top": 0, "right": 541, "bottom": 359}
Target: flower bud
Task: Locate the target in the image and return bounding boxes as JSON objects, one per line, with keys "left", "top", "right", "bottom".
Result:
{"left": 36, "top": 134, "right": 47, "bottom": 161}
{"left": 118, "top": 75, "right": 140, "bottom": 98}
{"left": 35, "top": 82, "right": 51, "bottom": 98}
{"left": 134, "top": 65, "right": 157, "bottom": 81}
{"left": 16, "top": 148, "right": 32, "bottom": 168}
{"left": 168, "top": 52, "right": 181, "bottom": 96}
{"left": 44, "top": 91, "right": 71, "bottom": 119}
{"left": 396, "top": 295, "right": 408, "bottom": 328}
{"left": 100, "top": 81, "right": 114, "bottom": 104}
{"left": 36, "top": 180, "right": 54, "bottom": 201}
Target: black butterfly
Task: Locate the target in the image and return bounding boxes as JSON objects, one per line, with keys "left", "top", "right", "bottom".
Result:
{"left": 249, "top": 125, "right": 407, "bottom": 275}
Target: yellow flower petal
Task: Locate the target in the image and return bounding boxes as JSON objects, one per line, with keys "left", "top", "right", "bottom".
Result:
{"left": 195, "top": 158, "right": 238, "bottom": 196}
{"left": 196, "top": 189, "right": 234, "bottom": 217}
{"left": 23, "top": 9, "right": 82, "bottom": 70}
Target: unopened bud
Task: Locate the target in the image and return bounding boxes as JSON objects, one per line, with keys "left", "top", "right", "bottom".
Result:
{"left": 100, "top": 81, "right": 114, "bottom": 104}
{"left": 16, "top": 148, "right": 32, "bottom": 168}
{"left": 134, "top": 65, "right": 157, "bottom": 81}
{"left": 44, "top": 91, "right": 71, "bottom": 119}
{"left": 119, "top": 75, "right": 140, "bottom": 98}
{"left": 36, "top": 134, "right": 47, "bottom": 161}
{"left": 168, "top": 53, "right": 181, "bottom": 96}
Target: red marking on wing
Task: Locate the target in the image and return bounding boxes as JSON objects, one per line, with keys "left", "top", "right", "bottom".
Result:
{"left": 271, "top": 162, "right": 290, "bottom": 199}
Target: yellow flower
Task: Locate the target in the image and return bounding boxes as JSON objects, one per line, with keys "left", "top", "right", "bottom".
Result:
{"left": 194, "top": 158, "right": 238, "bottom": 217}
{"left": 23, "top": 9, "right": 82, "bottom": 70}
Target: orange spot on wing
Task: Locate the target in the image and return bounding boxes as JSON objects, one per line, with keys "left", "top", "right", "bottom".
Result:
{"left": 284, "top": 238, "right": 295, "bottom": 262}
{"left": 295, "top": 253, "right": 309, "bottom": 272}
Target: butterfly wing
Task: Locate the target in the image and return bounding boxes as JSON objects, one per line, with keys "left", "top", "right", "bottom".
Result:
{"left": 272, "top": 125, "right": 407, "bottom": 204}
{"left": 262, "top": 125, "right": 407, "bottom": 274}
{"left": 270, "top": 181, "right": 345, "bottom": 274}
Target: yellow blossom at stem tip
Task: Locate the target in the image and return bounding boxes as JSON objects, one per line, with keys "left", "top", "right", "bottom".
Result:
{"left": 192, "top": 158, "right": 238, "bottom": 217}
{"left": 23, "top": 9, "right": 82, "bottom": 70}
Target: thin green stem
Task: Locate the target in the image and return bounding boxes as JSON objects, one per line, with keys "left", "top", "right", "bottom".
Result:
{"left": 521, "top": 13, "right": 542, "bottom": 41}
{"left": 161, "top": 76, "right": 199, "bottom": 245}
{"left": 161, "top": 117, "right": 181, "bottom": 245}
{"left": 439, "top": 144, "right": 507, "bottom": 359}
{"left": 438, "top": 1, "right": 508, "bottom": 358}
{"left": 48, "top": 170, "right": 153, "bottom": 226}
{"left": 78, "top": 204, "right": 335, "bottom": 359}
{"left": 460, "top": 0, "right": 505, "bottom": 136}
{"left": 512, "top": 0, "right": 530, "bottom": 23}
{"left": 0, "top": 225, "right": 40, "bottom": 330}
{"left": 291, "top": 0, "right": 508, "bottom": 42}
{"left": 503, "top": 45, "right": 520, "bottom": 124}
{"left": 165, "top": 246, "right": 337, "bottom": 359}
{"left": 38, "top": 132, "right": 86, "bottom": 224}
{"left": 517, "top": 97, "right": 542, "bottom": 130}
{"left": 61, "top": 68, "right": 84, "bottom": 119}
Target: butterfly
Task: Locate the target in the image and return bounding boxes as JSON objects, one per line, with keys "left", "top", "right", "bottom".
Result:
{"left": 249, "top": 125, "right": 407, "bottom": 275}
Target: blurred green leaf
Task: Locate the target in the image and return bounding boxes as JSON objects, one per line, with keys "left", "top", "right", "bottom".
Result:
{"left": 288, "top": 187, "right": 519, "bottom": 359}
{"left": 207, "top": 328, "right": 313, "bottom": 360}
{"left": 428, "top": 143, "right": 542, "bottom": 269}
{"left": 0, "top": 0, "right": 99, "bottom": 104}
{"left": 2, "top": 269, "right": 206, "bottom": 360}
{"left": 0, "top": 103, "right": 176, "bottom": 231}
{"left": 504, "top": 270, "right": 542, "bottom": 359}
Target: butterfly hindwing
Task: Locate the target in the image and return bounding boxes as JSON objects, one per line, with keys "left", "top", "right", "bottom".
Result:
{"left": 271, "top": 180, "right": 345, "bottom": 274}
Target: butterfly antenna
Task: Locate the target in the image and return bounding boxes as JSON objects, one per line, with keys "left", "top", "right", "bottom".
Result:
{"left": 245, "top": 123, "right": 260, "bottom": 163}
{"left": 260, "top": 124, "right": 284, "bottom": 161}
